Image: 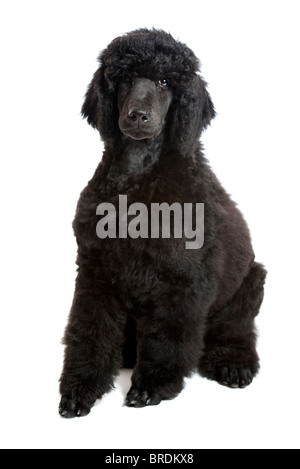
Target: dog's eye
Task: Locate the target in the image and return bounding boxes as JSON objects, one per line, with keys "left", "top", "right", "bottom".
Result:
{"left": 158, "top": 79, "right": 169, "bottom": 89}
{"left": 123, "top": 76, "right": 132, "bottom": 83}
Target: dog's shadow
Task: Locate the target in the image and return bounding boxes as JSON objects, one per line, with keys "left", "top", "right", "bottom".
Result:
{"left": 115, "top": 368, "right": 133, "bottom": 397}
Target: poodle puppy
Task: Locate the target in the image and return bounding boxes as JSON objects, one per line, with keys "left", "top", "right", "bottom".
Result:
{"left": 59, "top": 29, "right": 266, "bottom": 418}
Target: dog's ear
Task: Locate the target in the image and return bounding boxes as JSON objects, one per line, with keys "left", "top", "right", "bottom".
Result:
{"left": 168, "top": 74, "right": 215, "bottom": 152}
{"left": 81, "top": 66, "right": 119, "bottom": 142}
{"left": 198, "top": 75, "right": 216, "bottom": 131}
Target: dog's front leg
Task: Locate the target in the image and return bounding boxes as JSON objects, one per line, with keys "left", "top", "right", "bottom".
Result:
{"left": 125, "top": 309, "right": 203, "bottom": 408}
{"left": 59, "top": 269, "right": 125, "bottom": 418}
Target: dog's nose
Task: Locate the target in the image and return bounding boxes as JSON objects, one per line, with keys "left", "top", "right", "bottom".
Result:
{"left": 128, "top": 109, "right": 150, "bottom": 124}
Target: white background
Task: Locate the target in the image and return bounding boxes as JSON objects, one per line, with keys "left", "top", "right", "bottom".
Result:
{"left": 0, "top": 0, "right": 299, "bottom": 449}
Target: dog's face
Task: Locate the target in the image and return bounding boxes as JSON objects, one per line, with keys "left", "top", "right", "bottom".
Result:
{"left": 82, "top": 29, "right": 215, "bottom": 149}
{"left": 117, "top": 77, "right": 173, "bottom": 140}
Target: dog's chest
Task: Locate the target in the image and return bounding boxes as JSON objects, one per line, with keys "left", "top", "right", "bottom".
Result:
{"left": 75, "top": 165, "right": 205, "bottom": 273}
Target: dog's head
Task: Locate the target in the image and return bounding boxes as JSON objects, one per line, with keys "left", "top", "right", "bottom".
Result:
{"left": 82, "top": 29, "right": 215, "bottom": 150}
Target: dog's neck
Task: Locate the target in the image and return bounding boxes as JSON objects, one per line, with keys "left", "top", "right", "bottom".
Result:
{"left": 106, "top": 133, "right": 164, "bottom": 179}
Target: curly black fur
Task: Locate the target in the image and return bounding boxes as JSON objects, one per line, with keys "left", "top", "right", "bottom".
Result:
{"left": 59, "top": 29, "right": 266, "bottom": 418}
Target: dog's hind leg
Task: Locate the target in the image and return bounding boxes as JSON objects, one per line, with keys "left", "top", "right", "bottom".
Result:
{"left": 199, "top": 262, "right": 267, "bottom": 388}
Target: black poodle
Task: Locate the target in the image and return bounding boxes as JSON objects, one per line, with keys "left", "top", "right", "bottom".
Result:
{"left": 59, "top": 29, "right": 266, "bottom": 418}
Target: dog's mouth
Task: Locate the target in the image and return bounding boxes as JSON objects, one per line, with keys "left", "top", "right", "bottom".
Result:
{"left": 119, "top": 120, "right": 162, "bottom": 140}
{"left": 120, "top": 127, "right": 160, "bottom": 140}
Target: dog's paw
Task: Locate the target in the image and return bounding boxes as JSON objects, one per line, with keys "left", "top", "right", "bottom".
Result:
{"left": 125, "top": 387, "right": 162, "bottom": 408}
{"left": 59, "top": 395, "right": 93, "bottom": 419}
{"left": 216, "top": 365, "right": 253, "bottom": 389}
